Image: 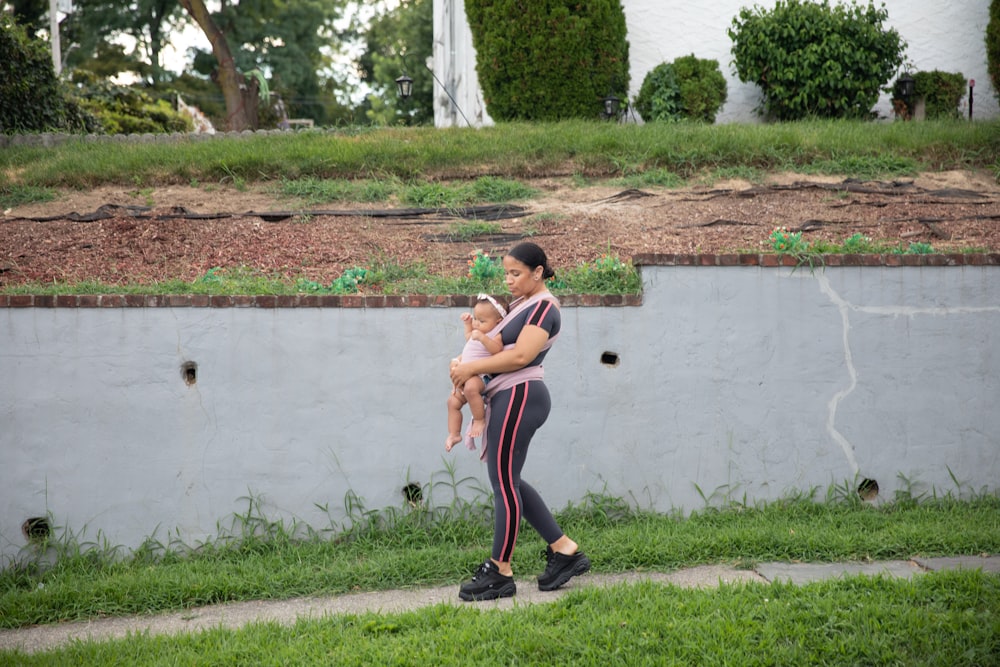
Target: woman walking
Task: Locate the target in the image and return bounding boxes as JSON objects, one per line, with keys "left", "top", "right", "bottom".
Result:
{"left": 449, "top": 242, "right": 590, "bottom": 601}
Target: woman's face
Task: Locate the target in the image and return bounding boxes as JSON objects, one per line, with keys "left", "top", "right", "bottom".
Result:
{"left": 503, "top": 255, "right": 541, "bottom": 298}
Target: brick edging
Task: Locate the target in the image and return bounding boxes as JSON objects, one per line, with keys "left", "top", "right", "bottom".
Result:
{"left": 0, "top": 293, "right": 644, "bottom": 309}
{"left": 631, "top": 252, "right": 1000, "bottom": 267}
{"left": 3, "top": 253, "right": 998, "bottom": 308}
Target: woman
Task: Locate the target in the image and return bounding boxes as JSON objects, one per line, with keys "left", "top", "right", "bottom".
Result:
{"left": 449, "top": 242, "right": 590, "bottom": 601}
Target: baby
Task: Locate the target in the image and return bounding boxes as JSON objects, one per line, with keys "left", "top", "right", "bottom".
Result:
{"left": 446, "top": 293, "right": 508, "bottom": 451}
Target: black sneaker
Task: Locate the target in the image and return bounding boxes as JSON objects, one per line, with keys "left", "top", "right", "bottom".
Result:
{"left": 537, "top": 546, "right": 591, "bottom": 591}
{"left": 459, "top": 560, "right": 517, "bottom": 601}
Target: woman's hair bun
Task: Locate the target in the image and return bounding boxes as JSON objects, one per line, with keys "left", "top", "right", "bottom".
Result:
{"left": 508, "top": 242, "right": 555, "bottom": 279}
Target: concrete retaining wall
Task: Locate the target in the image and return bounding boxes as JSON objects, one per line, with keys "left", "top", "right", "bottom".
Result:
{"left": 2, "top": 256, "right": 998, "bottom": 560}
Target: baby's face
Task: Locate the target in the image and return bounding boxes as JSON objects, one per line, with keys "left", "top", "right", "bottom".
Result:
{"left": 472, "top": 302, "right": 502, "bottom": 331}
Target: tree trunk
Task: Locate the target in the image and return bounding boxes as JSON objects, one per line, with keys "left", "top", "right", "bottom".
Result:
{"left": 177, "top": 0, "right": 258, "bottom": 131}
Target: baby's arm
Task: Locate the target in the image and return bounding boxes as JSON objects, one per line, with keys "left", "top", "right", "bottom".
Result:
{"left": 461, "top": 312, "right": 474, "bottom": 341}
{"left": 471, "top": 330, "right": 505, "bottom": 355}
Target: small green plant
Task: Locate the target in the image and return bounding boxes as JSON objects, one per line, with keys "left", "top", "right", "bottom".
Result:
{"left": 466, "top": 249, "right": 504, "bottom": 283}
{"left": 331, "top": 267, "right": 369, "bottom": 293}
{"left": 841, "top": 232, "right": 875, "bottom": 253}
{"left": 560, "top": 252, "right": 641, "bottom": 294}
{"left": 902, "top": 241, "right": 934, "bottom": 254}
{"left": 770, "top": 227, "right": 810, "bottom": 254}
{"left": 447, "top": 220, "right": 503, "bottom": 241}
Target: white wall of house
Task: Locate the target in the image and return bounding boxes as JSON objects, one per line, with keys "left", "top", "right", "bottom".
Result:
{"left": 432, "top": 0, "right": 999, "bottom": 126}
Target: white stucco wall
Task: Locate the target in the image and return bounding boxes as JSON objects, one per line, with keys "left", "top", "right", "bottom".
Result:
{"left": 2, "top": 264, "right": 998, "bottom": 562}
{"left": 432, "top": 0, "right": 999, "bottom": 126}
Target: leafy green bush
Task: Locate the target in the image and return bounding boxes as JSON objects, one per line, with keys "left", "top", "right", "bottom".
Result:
{"left": 633, "top": 63, "right": 681, "bottom": 123}
{"left": 465, "top": 0, "right": 630, "bottom": 121}
{"left": 913, "top": 70, "right": 967, "bottom": 119}
{"left": 986, "top": 0, "right": 999, "bottom": 104}
{"left": 634, "top": 54, "right": 727, "bottom": 123}
{"left": 0, "top": 14, "right": 97, "bottom": 133}
{"left": 728, "top": 0, "right": 905, "bottom": 120}
{"left": 73, "top": 73, "right": 193, "bottom": 135}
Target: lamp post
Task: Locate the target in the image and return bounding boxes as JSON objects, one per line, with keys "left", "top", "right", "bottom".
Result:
{"left": 898, "top": 73, "right": 915, "bottom": 119}
{"left": 395, "top": 73, "right": 414, "bottom": 100}
{"left": 602, "top": 92, "right": 621, "bottom": 121}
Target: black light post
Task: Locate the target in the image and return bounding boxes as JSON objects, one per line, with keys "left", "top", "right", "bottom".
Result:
{"left": 395, "top": 73, "right": 414, "bottom": 100}
{"left": 898, "top": 73, "right": 915, "bottom": 119}
{"left": 602, "top": 92, "right": 621, "bottom": 120}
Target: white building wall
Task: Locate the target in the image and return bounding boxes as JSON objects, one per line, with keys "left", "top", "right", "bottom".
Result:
{"left": 432, "top": 0, "right": 999, "bottom": 126}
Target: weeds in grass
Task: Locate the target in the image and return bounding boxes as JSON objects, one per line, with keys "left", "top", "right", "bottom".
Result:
{"left": 559, "top": 252, "right": 642, "bottom": 294}
{"left": 446, "top": 220, "right": 503, "bottom": 241}
{"left": 2, "top": 475, "right": 996, "bottom": 631}
{"left": 0, "top": 184, "right": 56, "bottom": 209}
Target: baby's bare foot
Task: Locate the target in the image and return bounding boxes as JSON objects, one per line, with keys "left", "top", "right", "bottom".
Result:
{"left": 470, "top": 418, "right": 486, "bottom": 438}
{"left": 445, "top": 433, "right": 462, "bottom": 451}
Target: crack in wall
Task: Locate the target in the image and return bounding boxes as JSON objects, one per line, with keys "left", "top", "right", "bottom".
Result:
{"left": 814, "top": 274, "right": 861, "bottom": 477}
{"left": 813, "top": 273, "right": 1000, "bottom": 478}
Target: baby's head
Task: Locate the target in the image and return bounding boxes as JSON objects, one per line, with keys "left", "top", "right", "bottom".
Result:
{"left": 473, "top": 293, "right": 508, "bottom": 331}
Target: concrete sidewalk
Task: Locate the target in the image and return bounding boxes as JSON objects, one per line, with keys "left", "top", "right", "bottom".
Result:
{"left": 2, "top": 556, "right": 997, "bottom": 655}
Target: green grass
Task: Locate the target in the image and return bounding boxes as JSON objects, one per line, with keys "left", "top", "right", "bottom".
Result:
{"left": 7, "top": 572, "right": 997, "bottom": 666}
{"left": 3, "top": 120, "right": 998, "bottom": 190}
{"left": 1, "top": 484, "right": 997, "bottom": 663}
{"left": 4, "top": 119, "right": 998, "bottom": 296}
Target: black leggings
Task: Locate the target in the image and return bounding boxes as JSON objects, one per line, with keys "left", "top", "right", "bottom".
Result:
{"left": 486, "top": 380, "right": 564, "bottom": 562}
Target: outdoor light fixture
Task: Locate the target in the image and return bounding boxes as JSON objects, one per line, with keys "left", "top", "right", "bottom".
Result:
{"left": 899, "top": 73, "right": 915, "bottom": 104}
{"left": 395, "top": 73, "right": 414, "bottom": 100}
{"left": 602, "top": 92, "right": 621, "bottom": 120}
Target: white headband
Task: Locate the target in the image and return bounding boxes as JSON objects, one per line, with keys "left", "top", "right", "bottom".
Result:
{"left": 477, "top": 293, "right": 507, "bottom": 318}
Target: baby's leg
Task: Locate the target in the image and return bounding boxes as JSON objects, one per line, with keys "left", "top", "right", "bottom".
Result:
{"left": 445, "top": 390, "right": 466, "bottom": 451}
{"left": 463, "top": 376, "right": 488, "bottom": 438}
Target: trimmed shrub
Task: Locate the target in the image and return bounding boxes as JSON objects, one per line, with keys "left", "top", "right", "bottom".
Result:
{"left": 988, "top": 0, "right": 1000, "bottom": 103}
{"left": 916, "top": 70, "right": 966, "bottom": 119}
{"left": 635, "top": 54, "right": 727, "bottom": 123}
{"left": 728, "top": 0, "right": 906, "bottom": 121}
{"left": 465, "top": 0, "right": 630, "bottom": 121}
{"left": 0, "top": 14, "right": 97, "bottom": 133}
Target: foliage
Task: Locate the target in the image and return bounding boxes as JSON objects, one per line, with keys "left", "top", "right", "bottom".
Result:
{"left": 729, "top": 0, "right": 906, "bottom": 120}
{"left": 70, "top": 72, "right": 193, "bottom": 134}
{"left": 989, "top": 0, "right": 1000, "bottom": 103}
{"left": 908, "top": 70, "right": 967, "bottom": 120}
{"left": 634, "top": 54, "right": 728, "bottom": 123}
{"left": 770, "top": 228, "right": 941, "bottom": 267}
{"left": 560, "top": 253, "right": 641, "bottom": 294}
{"left": 61, "top": 0, "right": 189, "bottom": 85}
{"left": 0, "top": 14, "right": 99, "bottom": 134}
{"left": 186, "top": 0, "right": 349, "bottom": 126}
{"left": 467, "top": 250, "right": 504, "bottom": 283}
{"left": 358, "top": 0, "right": 433, "bottom": 126}
{"left": 1, "top": 486, "right": 998, "bottom": 635}
{"left": 465, "top": 0, "right": 630, "bottom": 121}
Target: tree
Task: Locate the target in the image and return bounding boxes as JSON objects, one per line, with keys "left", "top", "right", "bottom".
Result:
{"left": 465, "top": 0, "right": 629, "bottom": 121}
{"left": 62, "top": 0, "right": 186, "bottom": 84}
{"left": 178, "top": 0, "right": 259, "bottom": 131}
{"left": 8, "top": 0, "right": 48, "bottom": 34}
{"left": 729, "top": 0, "right": 905, "bottom": 121}
{"left": 0, "top": 13, "right": 97, "bottom": 133}
{"left": 358, "top": 0, "right": 433, "bottom": 125}
{"left": 185, "top": 0, "right": 348, "bottom": 125}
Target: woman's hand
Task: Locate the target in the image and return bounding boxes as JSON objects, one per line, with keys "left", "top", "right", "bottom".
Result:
{"left": 450, "top": 361, "right": 475, "bottom": 388}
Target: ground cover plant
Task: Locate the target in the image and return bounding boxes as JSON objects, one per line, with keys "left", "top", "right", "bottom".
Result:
{"left": 1, "top": 482, "right": 998, "bottom": 663}
{"left": 3, "top": 119, "right": 1000, "bottom": 296}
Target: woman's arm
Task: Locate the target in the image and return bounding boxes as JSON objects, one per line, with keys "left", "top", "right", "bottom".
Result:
{"left": 450, "top": 325, "right": 549, "bottom": 387}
